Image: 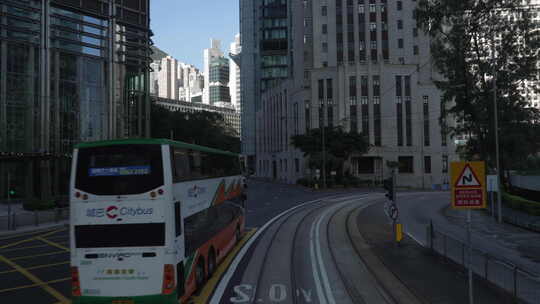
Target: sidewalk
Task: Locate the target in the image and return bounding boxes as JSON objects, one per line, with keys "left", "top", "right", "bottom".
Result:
{"left": 356, "top": 201, "right": 511, "bottom": 304}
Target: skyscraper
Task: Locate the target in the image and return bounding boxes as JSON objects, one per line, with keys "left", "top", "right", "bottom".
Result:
{"left": 0, "top": 0, "right": 152, "bottom": 199}
{"left": 230, "top": 34, "right": 242, "bottom": 113}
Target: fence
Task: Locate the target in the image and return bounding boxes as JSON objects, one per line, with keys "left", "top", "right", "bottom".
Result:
{"left": 427, "top": 223, "right": 540, "bottom": 304}
{"left": 0, "top": 207, "right": 69, "bottom": 231}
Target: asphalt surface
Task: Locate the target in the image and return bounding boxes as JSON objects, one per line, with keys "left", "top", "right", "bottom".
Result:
{"left": 396, "top": 192, "right": 540, "bottom": 274}
{"left": 216, "top": 193, "right": 397, "bottom": 304}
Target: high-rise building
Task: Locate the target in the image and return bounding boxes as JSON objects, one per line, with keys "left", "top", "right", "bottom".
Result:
{"left": 230, "top": 34, "right": 242, "bottom": 114}
{"left": 203, "top": 39, "right": 228, "bottom": 105}
{"left": 239, "top": 0, "right": 291, "bottom": 172}
{"left": 0, "top": 0, "right": 152, "bottom": 199}
{"left": 209, "top": 57, "right": 231, "bottom": 106}
{"left": 149, "top": 48, "right": 204, "bottom": 103}
{"left": 248, "top": 0, "right": 458, "bottom": 187}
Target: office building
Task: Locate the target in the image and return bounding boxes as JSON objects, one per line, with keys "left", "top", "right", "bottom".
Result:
{"left": 230, "top": 34, "right": 242, "bottom": 113}
{"left": 252, "top": 0, "right": 458, "bottom": 188}
{"left": 0, "top": 0, "right": 152, "bottom": 199}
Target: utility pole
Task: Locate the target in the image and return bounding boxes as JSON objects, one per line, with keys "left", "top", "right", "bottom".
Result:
{"left": 321, "top": 101, "right": 327, "bottom": 189}
{"left": 7, "top": 172, "right": 11, "bottom": 230}
{"left": 492, "top": 33, "right": 503, "bottom": 223}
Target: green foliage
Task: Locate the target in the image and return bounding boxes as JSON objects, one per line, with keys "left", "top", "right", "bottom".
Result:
{"left": 416, "top": 0, "right": 540, "bottom": 170}
{"left": 23, "top": 199, "right": 56, "bottom": 211}
{"left": 291, "top": 127, "right": 370, "bottom": 159}
{"left": 502, "top": 191, "right": 540, "bottom": 216}
{"left": 150, "top": 104, "right": 240, "bottom": 153}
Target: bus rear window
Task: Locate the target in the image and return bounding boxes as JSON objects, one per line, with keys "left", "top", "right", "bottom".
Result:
{"left": 76, "top": 144, "right": 164, "bottom": 195}
{"left": 75, "top": 223, "right": 165, "bottom": 248}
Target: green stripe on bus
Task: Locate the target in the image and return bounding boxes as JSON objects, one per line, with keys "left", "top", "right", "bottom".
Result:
{"left": 72, "top": 292, "right": 178, "bottom": 304}
{"left": 75, "top": 138, "right": 238, "bottom": 157}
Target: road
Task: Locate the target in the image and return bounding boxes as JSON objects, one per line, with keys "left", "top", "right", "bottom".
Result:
{"left": 397, "top": 192, "right": 540, "bottom": 273}
{"left": 0, "top": 180, "right": 375, "bottom": 304}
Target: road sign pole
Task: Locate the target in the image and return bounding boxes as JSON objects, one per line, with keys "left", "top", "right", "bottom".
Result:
{"left": 467, "top": 209, "right": 474, "bottom": 304}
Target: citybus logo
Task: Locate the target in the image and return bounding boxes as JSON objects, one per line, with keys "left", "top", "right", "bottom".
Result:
{"left": 86, "top": 206, "right": 154, "bottom": 219}
{"left": 106, "top": 206, "right": 118, "bottom": 219}
{"left": 188, "top": 185, "right": 206, "bottom": 198}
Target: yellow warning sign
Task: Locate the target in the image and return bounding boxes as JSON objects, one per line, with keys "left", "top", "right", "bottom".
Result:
{"left": 450, "top": 161, "right": 486, "bottom": 209}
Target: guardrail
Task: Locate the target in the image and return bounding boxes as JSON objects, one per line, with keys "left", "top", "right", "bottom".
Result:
{"left": 426, "top": 223, "right": 540, "bottom": 304}
{"left": 0, "top": 207, "right": 69, "bottom": 231}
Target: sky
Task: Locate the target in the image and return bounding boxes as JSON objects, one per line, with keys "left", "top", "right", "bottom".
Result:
{"left": 150, "top": 1, "right": 239, "bottom": 70}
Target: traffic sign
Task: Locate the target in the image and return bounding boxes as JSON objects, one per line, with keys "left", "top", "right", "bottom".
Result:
{"left": 451, "top": 161, "right": 486, "bottom": 209}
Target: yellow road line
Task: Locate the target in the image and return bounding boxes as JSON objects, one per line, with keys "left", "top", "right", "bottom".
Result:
{"left": 35, "top": 236, "right": 69, "bottom": 251}
{"left": 0, "top": 243, "right": 50, "bottom": 253}
{"left": 192, "top": 229, "right": 257, "bottom": 304}
{"left": 0, "top": 261, "right": 70, "bottom": 275}
{"left": 0, "top": 227, "right": 67, "bottom": 250}
{"left": 0, "top": 276, "right": 70, "bottom": 293}
{"left": 0, "top": 255, "right": 70, "bottom": 302}
{"left": 11, "top": 250, "right": 67, "bottom": 261}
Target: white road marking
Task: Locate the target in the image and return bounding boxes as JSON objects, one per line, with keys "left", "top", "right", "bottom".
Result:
{"left": 310, "top": 220, "right": 328, "bottom": 304}
{"left": 310, "top": 195, "right": 370, "bottom": 304}
{"left": 210, "top": 195, "right": 337, "bottom": 304}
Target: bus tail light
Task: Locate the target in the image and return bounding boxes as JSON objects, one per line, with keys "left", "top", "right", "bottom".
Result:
{"left": 158, "top": 189, "right": 164, "bottom": 195}
{"left": 75, "top": 192, "right": 81, "bottom": 198}
{"left": 82, "top": 194, "right": 88, "bottom": 200}
{"left": 150, "top": 191, "right": 157, "bottom": 198}
{"left": 162, "top": 264, "right": 175, "bottom": 295}
{"left": 71, "top": 266, "right": 81, "bottom": 296}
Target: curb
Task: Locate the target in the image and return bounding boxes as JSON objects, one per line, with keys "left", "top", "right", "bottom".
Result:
{"left": 347, "top": 203, "right": 425, "bottom": 304}
{"left": 0, "top": 221, "right": 69, "bottom": 238}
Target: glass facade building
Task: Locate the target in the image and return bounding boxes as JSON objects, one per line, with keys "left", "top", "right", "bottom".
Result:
{"left": 0, "top": 0, "right": 152, "bottom": 199}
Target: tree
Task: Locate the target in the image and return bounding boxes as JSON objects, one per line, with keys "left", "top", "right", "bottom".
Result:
{"left": 150, "top": 103, "right": 240, "bottom": 153}
{"left": 291, "top": 127, "right": 370, "bottom": 175}
{"left": 416, "top": 0, "right": 540, "bottom": 175}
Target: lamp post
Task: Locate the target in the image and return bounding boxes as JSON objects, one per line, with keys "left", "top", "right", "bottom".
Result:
{"left": 321, "top": 100, "right": 327, "bottom": 189}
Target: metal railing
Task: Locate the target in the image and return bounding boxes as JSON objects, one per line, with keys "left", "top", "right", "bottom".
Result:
{"left": 427, "top": 223, "right": 540, "bottom": 304}
{"left": 0, "top": 207, "right": 69, "bottom": 231}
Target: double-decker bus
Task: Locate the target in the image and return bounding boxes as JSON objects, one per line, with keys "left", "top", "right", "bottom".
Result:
{"left": 69, "top": 139, "right": 245, "bottom": 304}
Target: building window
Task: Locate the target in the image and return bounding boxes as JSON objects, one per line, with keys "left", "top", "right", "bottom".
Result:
{"left": 398, "top": 38, "right": 404, "bottom": 48}
{"left": 322, "top": 42, "right": 328, "bottom": 53}
{"left": 424, "top": 156, "right": 432, "bottom": 174}
{"left": 318, "top": 79, "right": 324, "bottom": 100}
{"left": 397, "top": 1, "right": 402, "bottom": 11}
{"left": 295, "top": 158, "right": 299, "bottom": 173}
{"left": 423, "top": 96, "right": 430, "bottom": 146}
{"left": 370, "top": 23, "right": 377, "bottom": 31}
{"left": 397, "top": 20, "right": 403, "bottom": 30}
{"left": 413, "top": 28, "right": 418, "bottom": 37}
{"left": 322, "top": 6, "right": 327, "bottom": 16}
{"left": 322, "top": 24, "right": 328, "bottom": 34}
{"left": 398, "top": 57, "right": 405, "bottom": 64}
{"left": 442, "top": 155, "right": 448, "bottom": 173}
{"left": 358, "top": 4, "right": 365, "bottom": 14}
{"left": 414, "top": 45, "right": 419, "bottom": 55}
{"left": 305, "top": 102, "right": 311, "bottom": 132}
{"left": 398, "top": 156, "right": 414, "bottom": 173}
{"left": 369, "top": 4, "right": 376, "bottom": 13}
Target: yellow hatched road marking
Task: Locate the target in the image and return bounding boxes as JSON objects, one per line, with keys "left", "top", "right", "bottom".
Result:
{"left": 0, "top": 243, "right": 50, "bottom": 253}
{"left": 11, "top": 250, "right": 67, "bottom": 261}
{"left": 0, "top": 227, "right": 67, "bottom": 250}
{"left": 0, "top": 276, "right": 70, "bottom": 293}
{"left": 192, "top": 229, "right": 257, "bottom": 304}
{"left": 0, "top": 255, "right": 70, "bottom": 303}
{"left": 35, "top": 236, "right": 69, "bottom": 251}
{"left": 0, "top": 261, "right": 70, "bottom": 275}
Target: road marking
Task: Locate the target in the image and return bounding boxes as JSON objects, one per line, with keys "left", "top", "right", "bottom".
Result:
{"left": 0, "top": 261, "right": 70, "bottom": 275}
{"left": 208, "top": 197, "right": 327, "bottom": 304}
{"left": 0, "top": 255, "right": 70, "bottom": 302}
{"left": 11, "top": 250, "right": 67, "bottom": 261}
{"left": 0, "top": 227, "right": 67, "bottom": 250}
{"left": 35, "top": 236, "right": 69, "bottom": 251}
{"left": 0, "top": 243, "right": 50, "bottom": 253}
{"left": 192, "top": 229, "right": 257, "bottom": 304}
{"left": 310, "top": 217, "right": 328, "bottom": 304}
{"left": 0, "top": 276, "right": 71, "bottom": 293}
